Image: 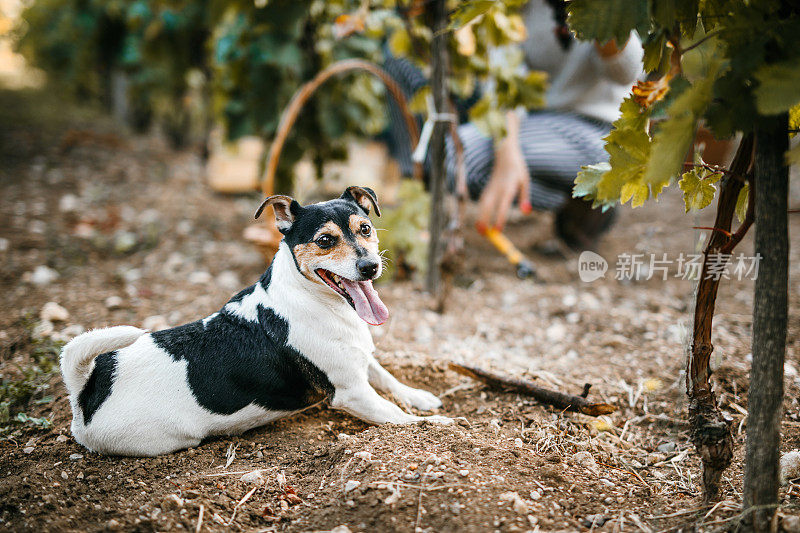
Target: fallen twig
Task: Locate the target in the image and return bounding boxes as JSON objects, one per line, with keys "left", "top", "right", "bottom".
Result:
{"left": 195, "top": 504, "right": 204, "bottom": 533}
{"left": 448, "top": 363, "right": 616, "bottom": 416}
{"left": 226, "top": 485, "right": 259, "bottom": 526}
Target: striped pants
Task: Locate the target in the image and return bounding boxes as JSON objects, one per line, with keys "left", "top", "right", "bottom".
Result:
{"left": 382, "top": 55, "right": 617, "bottom": 248}
{"left": 444, "top": 111, "right": 611, "bottom": 211}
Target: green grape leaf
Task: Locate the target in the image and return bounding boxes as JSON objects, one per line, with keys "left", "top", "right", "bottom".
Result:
{"left": 469, "top": 95, "right": 506, "bottom": 138}
{"left": 573, "top": 162, "right": 609, "bottom": 199}
{"left": 573, "top": 162, "right": 617, "bottom": 211}
{"left": 591, "top": 97, "right": 651, "bottom": 203}
{"left": 735, "top": 181, "right": 749, "bottom": 223}
{"left": 567, "top": 0, "right": 648, "bottom": 44}
{"left": 643, "top": 54, "right": 723, "bottom": 196}
{"left": 449, "top": 0, "right": 494, "bottom": 30}
{"left": 754, "top": 59, "right": 800, "bottom": 115}
{"left": 678, "top": 169, "right": 721, "bottom": 212}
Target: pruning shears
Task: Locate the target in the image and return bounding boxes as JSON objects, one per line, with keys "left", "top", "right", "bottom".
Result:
{"left": 476, "top": 223, "right": 536, "bottom": 279}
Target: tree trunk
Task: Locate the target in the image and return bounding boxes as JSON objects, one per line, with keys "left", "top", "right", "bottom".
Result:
{"left": 425, "top": 0, "right": 448, "bottom": 297}
{"left": 743, "top": 113, "right": 789, "bottom": 530}
{"left": 686, "top": 135, "right": 753, "bottom": 501}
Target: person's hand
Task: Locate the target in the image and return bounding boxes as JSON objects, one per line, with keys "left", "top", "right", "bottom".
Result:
{"left": 478, "top": 124, "right": 531, "bottom": 231}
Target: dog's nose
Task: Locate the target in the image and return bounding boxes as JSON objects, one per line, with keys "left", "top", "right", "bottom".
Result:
{"left": 357, "top": 259, "right": 379, "bottom": 279}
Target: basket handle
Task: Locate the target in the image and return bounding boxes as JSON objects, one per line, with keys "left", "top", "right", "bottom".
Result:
{"left": 261, "top": 58, "right": 423, "bottom": 196}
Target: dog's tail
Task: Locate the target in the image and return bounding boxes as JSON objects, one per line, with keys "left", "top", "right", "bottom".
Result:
{"left": 60, "top": 326, "right": 147, "bottom": 395}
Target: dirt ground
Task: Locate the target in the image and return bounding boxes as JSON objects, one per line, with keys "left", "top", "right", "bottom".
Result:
{"left": 1, "top": 87, "right": 800, "bottom": 533}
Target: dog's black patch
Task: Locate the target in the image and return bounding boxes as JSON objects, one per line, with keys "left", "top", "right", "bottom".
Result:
{"left": 151, "top": 301, "right": 333, "bottom": 415}
{"left": 283, "top": 199, "right": 369, "bottom": 254}
{"left": 228, "top": 284, "right": 255, "bottom": 304}
{"left": 78, "top": 351, "right": 117, "bottom": 424}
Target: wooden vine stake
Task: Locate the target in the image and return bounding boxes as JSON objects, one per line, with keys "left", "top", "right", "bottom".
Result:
{"left": 424, "top": 0, "right": 449, "bottom": 300}
{"left": 743, "top": 114, "right": 789, "bottom": 530}
{"left": 686, "top": 135, "right": 753, "bottom": 501}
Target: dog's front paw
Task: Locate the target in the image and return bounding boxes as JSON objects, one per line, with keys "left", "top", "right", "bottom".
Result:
{"left": 397, "top": 387, "right": 443, "bottom": 411}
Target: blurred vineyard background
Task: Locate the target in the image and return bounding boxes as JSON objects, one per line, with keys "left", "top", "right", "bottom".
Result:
{"left": 5, "top": 0, "right": 542, "bottom": 194}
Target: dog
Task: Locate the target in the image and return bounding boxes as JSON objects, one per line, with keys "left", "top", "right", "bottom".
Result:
{"left": 61, "top": 186, "right": 451, "bottom": 456}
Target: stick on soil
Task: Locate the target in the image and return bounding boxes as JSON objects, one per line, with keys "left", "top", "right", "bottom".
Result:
{"left": 448, "top": 363, "right": 616, "bottom": 416}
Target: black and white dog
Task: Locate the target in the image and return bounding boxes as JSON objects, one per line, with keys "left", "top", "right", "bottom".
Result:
{"left": 61, "top": 187, "right": 451, "bottom": 456}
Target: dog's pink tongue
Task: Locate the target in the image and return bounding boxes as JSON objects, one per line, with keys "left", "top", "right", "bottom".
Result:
{"left": 340, "top": 279, "right": 389, "bottom": 325}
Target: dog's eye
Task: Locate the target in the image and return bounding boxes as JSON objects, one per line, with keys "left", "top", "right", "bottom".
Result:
{"left": 359, "top": 223, "right": 372, "bottom": 237}
{"left": 315, "top": 234, "right": 337, "bottom": 249}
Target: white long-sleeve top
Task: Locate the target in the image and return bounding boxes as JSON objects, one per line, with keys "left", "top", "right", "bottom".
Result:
{"left": 519, "top": 0, "right": 643, "bottom": 123}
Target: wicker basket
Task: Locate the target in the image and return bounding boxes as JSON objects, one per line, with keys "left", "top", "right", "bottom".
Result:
{"left": 244, "top": 59, "right": 421, "bottom": 262}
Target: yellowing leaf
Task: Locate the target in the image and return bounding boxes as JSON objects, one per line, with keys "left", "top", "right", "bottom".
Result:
{"left": 454, "top": 24, "right": 476, "bottom": 56}
{"left": 333, "top": 13, "right": 365, "bottom": 39}
{"left": 790, "top": 105, "right": 800, "bottom": 138}
{"left": 735, "top": 182, "right": 749, "bottom": 223}
{"left": 388, "top": 28, "right": 411, "bottom": 57}
{"left": 592, "top": 418, "right": 614, "bottom": 432}
{"left": 679, "top": 169, "right": 721, "bottom": 212}
{"left": 408, "top": 86, "right": 430, "bottom": 114}
{"left": 492, "top": 11, "right": 526, "bottom": 42}
{"left": 620, "top": 181, "right": 649, "bottom": 208}
{"left": 632, "top": 70, "right": 674, "bottom": 109}
{"left": 469, "top": 95, "right": 506, "bottom": 139}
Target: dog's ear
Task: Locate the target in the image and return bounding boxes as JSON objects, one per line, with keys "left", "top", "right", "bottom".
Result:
{"left": 341, "top": 186, "right": 381, "bottom": 217}
{"left": 254, "top": 195, "right": 302, "bottom": 233}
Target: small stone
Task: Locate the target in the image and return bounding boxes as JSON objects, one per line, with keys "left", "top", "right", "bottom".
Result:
{"left": 500, "top": 492, "right": 528, "bottom": 514}
{"left": 105, "top": 296, "right": 124, "bottom": 310}
{"left": 58, "top": 324, "right": 85, "bottom": 341}
{"left": 546, "top": 322, "right": 567, "bottom": 342}
{"left": 56, "top": 435, "right": 68, "bottom": 443}
{"left": 23, "top": 446, "right": 35, "bottom": 454}
{"left": 69, "top": 453, "right": 83, "bottom": 461}
{"left": 240, "top": 470, "right": 265, "bottom": 485}
{"left": 61, "top": 471, "right": 68, "bottom": 480}
{"left": 514, "top": 438, "right": 524, "bottom": 448}
{"left": 657, "top": 441, "right": 677, "bottom": 453}
{"left": 783, "top": 514, "right": 800, "bottom": 533}
{"left": 28, "top": 265, "right": 59, "bottom": 286}
{"left": 188, "top": 271, "right": 213, "bottom": 285}
{"left": 0, "top": 238, "right": 9, "bottom": 252}
{"left": 408, "top": 463, "right": 418, "bottom": 471}
{"left": 582, "top": 514, "right": 609, "bottom": 528}
{"left": 458, "top": 469, "right": 469, "bottom": 477}
{"left": 33, "top": 320, "right": 54, "bottom": 339}
{"left": 354, "top": 451, "right": 372, "bottom": 461}
{"left": 344, "top": 480, "right": 360, "bottom": 492}
{"left": 113, "top": 231, "right": 138, "bottom": 254}
{"left": 161, "top": 494, "right": 184, "bottom": 510}
{"left": 414, "top": 324, "right": 434, "bottom": 344}
{"left": 142, "top": 315, "right": 169, "bottom": 332}
{"left": 572, "top": 450, "right": 599, "bottom": 474}
{"left": 780, "top": 450, "right": 800, "bottom": 485}
{"left": 76, "top": 472, "right": 84, "bottom": 480}
{"left": 330, "top": 525, "right": 352, "bottom": 532}
{"left": 107, "top": 519, "right": 121, "bottom": 530}
{"left": 529, "top": 489, "right": 541, "bottom": 500}
{"left": 337, "top": 433, "right": 352, "bottom": 441}
{"left": 59, "top": 194, "right": 80, "bottom": 213}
